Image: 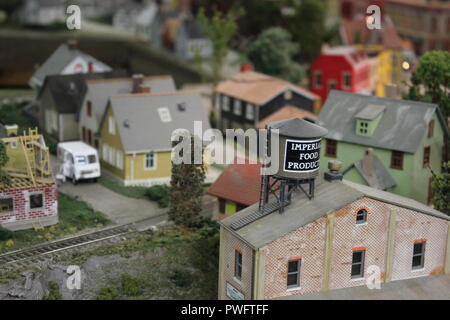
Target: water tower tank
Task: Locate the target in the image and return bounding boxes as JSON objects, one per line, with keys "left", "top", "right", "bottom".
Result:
{"left": 267, "top": 118, "right": 328, "bottom": 180}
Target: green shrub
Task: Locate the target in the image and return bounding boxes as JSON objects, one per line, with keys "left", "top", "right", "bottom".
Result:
{"left": 96, "top": 285, "right": 120, "bottom": 300}
{"left": 43, "top": 281, "right": 62, "bottom": 300}
{"left": 144, "top": 185, "right": 170, "bottom": 208}
{"left": 121, "top": 274, "right": 143, "bottom": 296}
{"left": 0, "top": 226, "right": 14, "bottom": 241}
{"left": 170, "top": 269, "right": 193, "bottom": 288}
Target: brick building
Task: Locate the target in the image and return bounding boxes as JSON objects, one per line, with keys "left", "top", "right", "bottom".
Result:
{"left": 0, "top": 129, "right": 58, "bottom": 231}
{"left": 218, "top": 164, "right": 450, "bottom": 300}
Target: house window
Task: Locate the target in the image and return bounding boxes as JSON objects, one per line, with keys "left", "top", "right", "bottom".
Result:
{"left": 102, "top": 144, "right": 109, "bottom": 161}
{"left": 328, "top": 79, "right": 337, "bottom": 92}
{"left": 245, "top": 103, "right": 254, "bottom": 120}
{"left": 351, "top": 249, "right": 365, "bottom": 279}
{"left": 222, "top": 96, "right": 230, "bottom": 112}
{"left": 158, "top": 108, "right": 172, "bottom": 123}
{"left": 287, "top": 259, "right": 301, "bottom": 289}
{"left": 0, "top": 197, "right": 14, "bottom": 214}
{"left": 108, "top": 147, "right": 115, "bottom": 165}
{"left": 428, "top": 120, "right": 434, "bottom": 138}
{"left": 87, "top": 101, "right": 92, "bottom": 117}
{"left": 356, "top": 209, "right": 367, "bottom": 224}
{"left": 219, "top": 199, "right": 226, "bottom": 214}
{"left": 82, "top": 127, "right": 86, "bottom": 142}
{"left": 314, "top": 71, "right": 322, "bottom": 89}
{"left": 29, "top": 193, "right": 43, "bottom": 210}
{"left": 116, "top": 150, "right": 123, "bottom": 169}
{"left": 87, "top": 129, "right": 92, "bottom": 145}
{"left": 145, "top": 152, "right": 156, "bottom": 170}
{"left": 390, "top": 151, "right": 404, "bottom": 170}
{"left": 233, "top": 99, "right": 242, "bottom": 116}
{"left": 325, "top": 139, "right": 337, "bottom": 158}
{"left": 234, "top": 249, "right": 242, "bottom": 281}
{"left": 343, "top": 72, "right": 352, "bottom": 89}
{"left": 108, "top": 116, "right": 116, "bottom": 135}
{"left": 357, "top": 120, "right": 369, "bottom": 135}
{"left": 423, "top": 146, "right": 430, "bottom": 168}
{"left": 412, "top": 241, "right": 426, "bottom": 270}
{"left": 284, "top": 90, "right": 293, "bottom": 100}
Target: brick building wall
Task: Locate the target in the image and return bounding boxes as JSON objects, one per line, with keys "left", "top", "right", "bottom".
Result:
{"left": 0, "top": 183, "right": 58, "bottom": 227}
{"left": 220, "top": 229, "right": 254, "bottom": 300}
{"left": 329, "top": 197, "right": 390, "bottom": 290}
{"left": 391, "top": 208, "right": 448, "bottom": 280}
{"left": 262, "top": 217, "right": 327, "bottom": 299}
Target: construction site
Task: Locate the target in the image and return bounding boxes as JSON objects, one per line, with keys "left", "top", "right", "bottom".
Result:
{"left": 0, "top": 125, "right": 58, "bottom": 231}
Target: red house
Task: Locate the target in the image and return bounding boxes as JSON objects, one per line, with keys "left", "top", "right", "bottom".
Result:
{"left": 310, "top": 46, "right": 371, "bottom": 103}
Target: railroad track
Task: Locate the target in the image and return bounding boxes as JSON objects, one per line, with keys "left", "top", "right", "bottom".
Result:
{"left": 0, "top": 224, "right": 141, "bottom": 267}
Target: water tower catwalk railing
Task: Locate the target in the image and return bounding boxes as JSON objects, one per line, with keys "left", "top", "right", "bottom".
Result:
{"left": 230, "top": 118, "right": 328, "bottom": 231}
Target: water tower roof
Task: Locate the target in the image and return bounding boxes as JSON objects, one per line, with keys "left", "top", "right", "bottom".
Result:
{"left": 267, "top": 117, "right": 328, "bottom": 139}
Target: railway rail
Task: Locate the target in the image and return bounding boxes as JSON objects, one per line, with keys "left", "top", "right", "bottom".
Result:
{"left": 0, "top": 223, "right": 142, "bottom": 268}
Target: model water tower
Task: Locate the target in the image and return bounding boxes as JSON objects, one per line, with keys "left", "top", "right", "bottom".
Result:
{"left": 259, "top": 118, "right": 328, "bottom": 214}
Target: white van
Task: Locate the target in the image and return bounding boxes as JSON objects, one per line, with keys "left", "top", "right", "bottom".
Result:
{"left": 57, "top": 141, "right": 101, "bottom": 184}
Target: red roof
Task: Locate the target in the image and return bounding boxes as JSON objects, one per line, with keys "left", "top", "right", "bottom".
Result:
{"left": 207, "top": 162, "right": 262, "bottom": 206}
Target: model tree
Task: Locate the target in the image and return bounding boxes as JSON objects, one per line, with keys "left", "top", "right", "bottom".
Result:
{"left": 405, "top": 51, "right": 450, "bottom": 124}
{"left": 197, "top": 7, "right": 240, "bottom": 90}
{"left": 169, "top": 133, "right": 206, "bottom": 227}
{"left": 287, "top": 0, "right": 326, "bottom": 63}
{"left": 0, "top": 141, "right": 10, "bottom": 186}
{"left": 246, "top": 27, "right": 305, "bottom": 83}
{"left": 431, "top": 161, "right": 450, "bottom": 216}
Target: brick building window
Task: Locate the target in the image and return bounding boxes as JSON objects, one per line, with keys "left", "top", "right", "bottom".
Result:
{"left": 423, "top": 146, "right": 430, "bottom": 168}
{"left": 0, "top": 197, "right": 14, "bottom": 213}
{"left": 343, "top": 72, "right": 352, "bottom": 90}
{"left": 234, "top": 249, "right": 242, "bottom": 281}
{"left": 351, "top": 249, "right": 365, "bottom": 279}
{"left": 29, "top": 193, "right": 43, "bottom": 210}
{"left": 356, "top": 209, "right": 368, "bottom": 224}
{"left": 412, "top": 241, "right": 426, "bottom": 270}
{"left": 428, "top": 119, "right": 434, "bottom": 138}
{"left": 390, "top": 151, "right": 404, "bottom": 170}
{"left": 287, "top": 259, "right": 301, "bottom": 289}
{"left": 314, "top": 71, "right": 322, "bottom": 89}
{"left": 325, "top": 139, "right": 337, "bottom": 157}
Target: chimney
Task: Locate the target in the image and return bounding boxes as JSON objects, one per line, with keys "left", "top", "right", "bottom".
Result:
{"left": 132, "top": 74, "right": 144, "bottom": 93}
{"left": 240, "top": 63, "right": 253, "bottom": 72}
{"left": 361, "top": 148, "right": 374, "bottom": 176}
{"left": 140, "top": 85, "right": 151, "bottom": 93}
{"left": 67, "top": 39, "right": 78, "bottom": 50}
{"left": 385, "top": 84, "right": 399, "bottom": 99}
{"left": 324, "top": 160, "right": 343, "bottom": 182}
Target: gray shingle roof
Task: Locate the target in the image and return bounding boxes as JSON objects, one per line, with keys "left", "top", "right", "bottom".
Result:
{"left": 84, "top": 76, "right": 176, "bottom": 124}
{"left": 344, "top": 154, "right": 396, "bottom": 190}
{"left": 317, "top": 90, "right": 448, "bottom": 153}
{"left": 220, "top": 176, "right": 449, "bottom": 249}
{"left": 267, "top": 118, "right": 328, "bottom": 138}
{"left": 106, "top": 91, "right": 210, "bottom": 153}
{"left": 37, "top": 71, "right": 127, "bottom": 114}
{"left": 31, "top": 43, "right": 112, "bottom": 87}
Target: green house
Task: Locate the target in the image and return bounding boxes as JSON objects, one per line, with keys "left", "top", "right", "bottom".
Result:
{"left": 318, "top": 90, "right": 449, "bottom": 205}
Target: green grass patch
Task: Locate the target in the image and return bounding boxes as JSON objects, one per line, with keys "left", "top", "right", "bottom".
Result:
{"left": 98, "top": 176, "right": 148, "bottom": 199}
{"left": 0, "top": 193, "right": 110, "bottom": 253}
{"left": 0, "top": 89, "right": 33, "bottom": 98}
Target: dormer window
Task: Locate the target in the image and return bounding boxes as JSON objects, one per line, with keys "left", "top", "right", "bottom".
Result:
{"left": 354, "top": 104, "right": 385, "bottom": 137}
{"left": 158, "top": 108, "right": 172, "bottom": 122}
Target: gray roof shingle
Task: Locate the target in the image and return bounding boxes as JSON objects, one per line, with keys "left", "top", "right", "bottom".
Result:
{"left": 106, "top": 91, "right": 210, "bottom": 153}
{"left": 317, "top": 90, "right": 448, "bottom": 153}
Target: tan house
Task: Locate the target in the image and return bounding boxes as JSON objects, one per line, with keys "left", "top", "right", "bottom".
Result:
{"left": 98, "top": 91, "right": 210, "bottom": 186}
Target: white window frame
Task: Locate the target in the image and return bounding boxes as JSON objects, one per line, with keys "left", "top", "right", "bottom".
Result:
{"left": 108, "top": 147, "right": 115, "bottom": 165}
{"left": 351, "top": 250, "right": 365, "bottom": 279}
{"left": 108, "top": 116, "right": 116, "bottom": 135}
{"left": 222, "top": 96, "right": 230, "bottom": 112}
{"left": 245, "top": 103, "right": 254, "bottom": 120}
{"left": 287, "top": 259, "right": 302, "bottom": 290}
{"left": 233, "top": 99, "right": 242, "bottom": 116}
{"left": 28, "top": 192, "right": 44, "bottom": 211}
{"left": 157, "top": 107, "right": 172, "bottom": 123}
{"left": 0, "top": 196, "right": 14, "bottom": 215}
{"left": 144, "top": 151, "right": 156, "bottom": 170}
{"left": 102, "top": 144, "right": 109, "bottom": 161}
{"left": 116, "top": 150, "right": 123, "bottom": 169}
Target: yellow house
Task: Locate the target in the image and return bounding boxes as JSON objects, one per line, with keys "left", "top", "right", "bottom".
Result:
{"left": 98, "top": 91, "right": 210, "bottom": 186}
